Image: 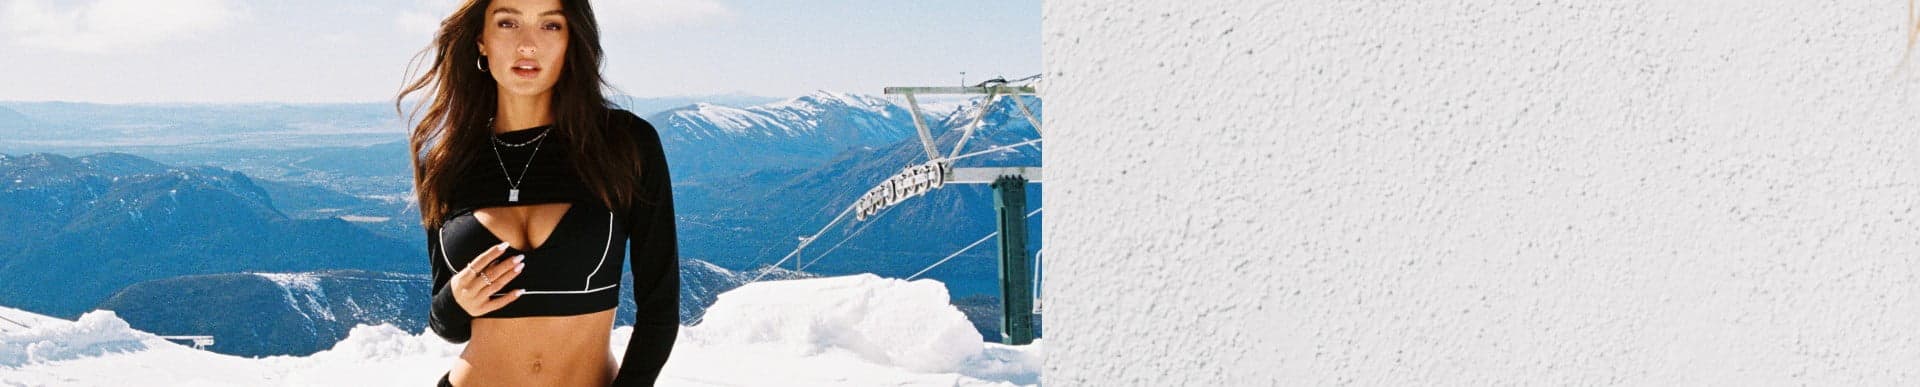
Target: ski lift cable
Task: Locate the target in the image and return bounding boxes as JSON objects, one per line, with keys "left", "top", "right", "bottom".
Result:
{"left": 935, "top": 138, "right": 1043, "bottom": 165}
{"left": 747, "top": 137, "right": 1043, "bottom": 284}
{"left": 748, "top": 82, "right": 1042, "bottom": 285}
{"left": 799, "top": 202, "right": 900, "bottom": 271}
{"left": 747, "top": 204, "right": 857, "bottom": 283}
{"left": 0, "top": 312, "right": 27, "bottom": 327}
{"left": 904, "top": 207, "right": 1043, "bottom": 281}
{"left": 904, "top": 231, "right": 997, "bottom": 282}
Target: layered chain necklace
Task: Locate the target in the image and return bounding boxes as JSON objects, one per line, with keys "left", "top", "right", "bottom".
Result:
{"left": 486, "top": 117, "right": 553, "bottom": 203}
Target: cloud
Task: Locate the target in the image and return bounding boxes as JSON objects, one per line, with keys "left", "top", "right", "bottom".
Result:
{"left": 1, "top": 0, "right": 244, "bottom": 54}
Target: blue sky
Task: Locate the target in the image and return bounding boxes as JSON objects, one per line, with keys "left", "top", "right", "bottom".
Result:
{"left": 0, "top": 0, "right": 1039, "bottom": 103}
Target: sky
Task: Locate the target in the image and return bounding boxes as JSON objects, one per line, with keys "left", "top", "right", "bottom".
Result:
{"left": 0, "top": 0, "right": 1040, "bottom": 103}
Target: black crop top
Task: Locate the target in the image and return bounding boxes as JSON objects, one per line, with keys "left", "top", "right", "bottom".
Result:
{"left": 424, "top": 110, "right": 679, "bottom": 386}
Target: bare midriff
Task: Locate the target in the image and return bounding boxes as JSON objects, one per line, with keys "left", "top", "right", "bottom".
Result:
{"left": 449, "top": 308, "right": 616, "bottom": 387}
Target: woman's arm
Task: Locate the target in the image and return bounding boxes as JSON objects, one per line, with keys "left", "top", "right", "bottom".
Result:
{"left": 613, "top": 112, "right": 681, "bottom": 386}
{"left": 427, "top": 225, "right": 474, "bottom": 343}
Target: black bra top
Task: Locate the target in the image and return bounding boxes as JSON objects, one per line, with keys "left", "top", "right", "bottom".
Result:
{"left": 431, "top": 123, "right": 626, "bottom": 318}
{"left": 436, "top": 197, "right": 626, "bottom": 317}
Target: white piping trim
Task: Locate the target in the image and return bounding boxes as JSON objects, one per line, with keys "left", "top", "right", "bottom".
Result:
{"left": 502, "top": 283, "right": 617, "bottom": 295}
{"left": 438, "top": 225, "right": 457, "bottom": 272}
{"left": 585, "top": 211, "right": 613, "bottom": 290}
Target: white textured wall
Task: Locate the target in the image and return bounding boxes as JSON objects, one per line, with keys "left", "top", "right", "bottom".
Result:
{"left": 1043, "top": 1, "right": 1920, "bottom": 384}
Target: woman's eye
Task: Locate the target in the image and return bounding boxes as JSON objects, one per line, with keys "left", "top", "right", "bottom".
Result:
{"left": 543, "top": 22, "right": 564, "bottom": 31}
{"left": 496, "top": 20, "right": 517, "bottom": 28}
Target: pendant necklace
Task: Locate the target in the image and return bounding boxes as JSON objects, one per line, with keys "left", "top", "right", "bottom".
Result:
{"left": 487, "top": 118, "right": 553, "bottom": 203}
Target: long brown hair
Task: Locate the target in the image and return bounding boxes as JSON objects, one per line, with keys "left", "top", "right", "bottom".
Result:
{"left": 397, "top": 0, "right": 641, "bottom": 227}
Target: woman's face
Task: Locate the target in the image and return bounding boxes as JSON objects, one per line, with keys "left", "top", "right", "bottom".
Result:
{"left": 478, "top": 0, "right": 569, "bottom": 99}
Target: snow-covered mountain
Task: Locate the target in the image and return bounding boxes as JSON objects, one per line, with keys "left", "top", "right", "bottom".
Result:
{"left": 681, "top": 95, "right": 1044, "bottom": 300}
{"left": 659, "top": 91, "right": 913, "bottom": 142}
{"left": 650, "top": 90, "right": 927, "bottom": 179}
{"left": 0, "top": 275, "right": 1042, "bottom": 386}
{"left": 0, "top": 153, "right": 418, "bottom": 318}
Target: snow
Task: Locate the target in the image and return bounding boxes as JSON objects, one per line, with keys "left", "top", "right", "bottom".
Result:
{"left": 0, "top": 311, "right": 159, "bottom": 367}
{"left": 0, "top": 274, "right": 1041, "bottom": 386}
{"left": 684, "top": 274, "right": 982, "bottom": 373}
{"left": 675, "top": 103, "right": 779, "bottom": 137}
{"left": 336, "top": 215, "right": 390, "bottom": 223}
{"left": 770, "top": 91, "right": 896, "bottom": 117}
{"left": 254, "top": 272, "right": 320, "bottom": 291}
{"left": 255, "top": 272, "right": 335, "bottom": 322}
{"left": 905, "top": 95, "right": 977, "bottom": 121}
{"left": 0, "top": 306, "right": 66, "bottom": 334}
{"left": 666, "top": 90, "right": 914, "bottom": 141}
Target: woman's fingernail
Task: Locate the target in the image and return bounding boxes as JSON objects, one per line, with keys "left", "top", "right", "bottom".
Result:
{"left": 513, "top": 255, "right": 525, "bottom": 263}
{"left": 515, "top": 262, "right": 525, "bottom": 272}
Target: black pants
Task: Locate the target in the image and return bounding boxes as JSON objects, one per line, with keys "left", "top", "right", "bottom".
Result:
{"left": 437, "top": 373, "right": 453, "bottom": 387}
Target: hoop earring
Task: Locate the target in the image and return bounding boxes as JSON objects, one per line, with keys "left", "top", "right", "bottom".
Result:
{"left": 476, "top": 55, "right": 488, "bottom": 72}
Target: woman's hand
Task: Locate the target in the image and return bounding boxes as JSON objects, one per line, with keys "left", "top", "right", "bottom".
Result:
{"left": 452, "top": 242, "right": 526, "bottom": 316}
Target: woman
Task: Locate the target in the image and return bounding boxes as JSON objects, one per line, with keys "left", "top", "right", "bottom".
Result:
{"left": 397, "top": 0, "right": 679, "bottom": 386}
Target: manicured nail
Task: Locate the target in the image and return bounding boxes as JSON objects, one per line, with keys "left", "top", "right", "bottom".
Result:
{"left": 514, "top": 262, "right": 525, "bottom": 272}
{"left": 495, "top": 242, "right": 510, "bottom": 250}
{"left": 515, "top": 289, "right": 525, "bottom": 296}
{"left": 513, "top": 255, "right": 525, "bottom": 263}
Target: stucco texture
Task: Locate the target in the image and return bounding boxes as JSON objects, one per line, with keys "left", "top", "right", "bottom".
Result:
{"left": 1043, "top": 1, "right": 1920, "bottom": 385}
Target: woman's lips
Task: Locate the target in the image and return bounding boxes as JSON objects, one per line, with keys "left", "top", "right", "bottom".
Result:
{"left": 511, "top": 60, "right": 540, "bottom": 79}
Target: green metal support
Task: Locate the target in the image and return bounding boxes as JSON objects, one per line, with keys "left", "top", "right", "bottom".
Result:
{"left": 992, "top": 175, "right": 1034, "bottom": 345}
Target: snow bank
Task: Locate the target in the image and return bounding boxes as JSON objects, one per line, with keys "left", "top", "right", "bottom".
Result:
{"left": 0, "top": 274, "right": 1040, "bottom": 386}
{"left": 685, "top": 273, "right": 984, "bottom": 373}
{"left": 0, "top": 305, "right": 68, "bottom": 334}
{"left": 0, "top": 311, "right": 163, "bottom": 367}
{"left": 303, "top": 324, "right": 460, "bottom": 363}
{"left": 275, "top": 324, "right": 463, "bottom": 386}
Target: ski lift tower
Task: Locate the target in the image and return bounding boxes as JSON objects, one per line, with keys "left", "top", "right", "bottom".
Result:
{"left": 869, "top": 77, "right": 1042, "bottom": 345}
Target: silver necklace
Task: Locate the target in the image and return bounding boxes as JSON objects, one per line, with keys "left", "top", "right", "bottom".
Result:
{"left": 487, "top": 119, "right": 551, "bottom": 202}
{"left": 493, "top": 127, "right": 552, "bottom": 147}
{"left": 487, "top": 117, "right": 553, "bottom": 147}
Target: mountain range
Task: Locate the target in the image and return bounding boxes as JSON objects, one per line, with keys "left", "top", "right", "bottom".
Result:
{"left": 0, "top": 152, "right": 416, "bottom": 318}
{"left": 96, "top": 261, "right": 815, "bottom": 357}
{"left": 650, "top": 91, "right": 925, "bottom": 180}
{"left": 0, "top": 90, "right": 1042, "bottom": 355}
